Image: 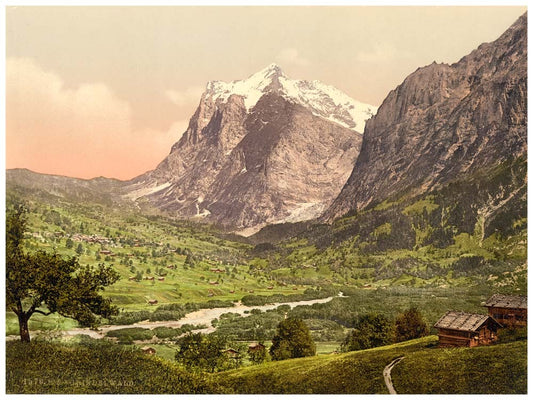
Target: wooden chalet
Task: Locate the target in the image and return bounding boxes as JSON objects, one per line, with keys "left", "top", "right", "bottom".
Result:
{"left": 147, "top": 299, "right": 158, "bottom": 305}
{"left": 223, "top": 348, "right": 240, "bottom": 358}
{"left": 248, "top": 342, "right": 266, "bottom": 352}
{"left": 141, "top": 346, "right": 156, "bottom": 355}
{"left": 483, "top": 294, "right": 527, "bottom": 327}
{"left": 434, "top": 311, "right": 501, "bottom": 348}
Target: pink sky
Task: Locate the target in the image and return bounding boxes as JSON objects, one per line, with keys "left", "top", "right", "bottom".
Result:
{"left": 5, "top": 6, "right": 526, "bottom": 180}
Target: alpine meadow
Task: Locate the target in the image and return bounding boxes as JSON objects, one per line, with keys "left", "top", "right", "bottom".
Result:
{"left": 5, "top": 6, "right": 527, "bottom": 395}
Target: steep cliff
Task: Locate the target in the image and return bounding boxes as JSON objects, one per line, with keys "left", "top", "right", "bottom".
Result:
{"left": 326, "top": 13, "right": 527, "bottom": 220}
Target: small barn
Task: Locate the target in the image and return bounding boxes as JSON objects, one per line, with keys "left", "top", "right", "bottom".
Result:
{"left": 141, "top": 346, "right": 156, "bottom": 355}
{"left": 484, "top": 294, "right": 527, "bottom": 327}
{"left": 248, "top": 342, "right": 266, "bottom": 352}
{"left": 434, "top": 311, "right": 501, "bottom": 348}
{"left": 147, "top": 299, "right": 158, "bottom": 305}
{"left": 223, "top": 348, "right": 240, "bottom": 358}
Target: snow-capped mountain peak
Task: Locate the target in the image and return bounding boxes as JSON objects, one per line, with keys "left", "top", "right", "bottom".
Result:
{"left": 205, "top": 64, "right": 377, "bottom": 132}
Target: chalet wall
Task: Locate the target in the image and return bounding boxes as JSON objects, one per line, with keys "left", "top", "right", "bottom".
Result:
{"left": 487, "top": 307, "right": 527, "bottom": 327}
{"left": 437, "top": 323, "right": 498, "bottom": 348}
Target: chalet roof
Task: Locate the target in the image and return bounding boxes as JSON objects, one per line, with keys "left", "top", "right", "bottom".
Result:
{"left": 224, "top": 348, "right": 239, "bottom": 353}
{"left": 434, "top": 311, "right": 501, "bottom": 332}
{"left": 484, "top": 294, "right": 527, "bottom": 309}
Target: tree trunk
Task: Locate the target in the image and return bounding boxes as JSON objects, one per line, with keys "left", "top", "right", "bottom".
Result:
{"left": 18, "top": 314, "right": 31, "bottom": 343}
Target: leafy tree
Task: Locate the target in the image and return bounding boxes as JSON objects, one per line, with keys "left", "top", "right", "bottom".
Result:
{"left": 65, "top": 238, "right": 74, "bottom": 249}
{"left": 6, "top": 205, "right": 120, "bottom": 342}
{"left": 174, "top": 333, "right": 237, "bottom": 372}
{"left": 75, "top": 243, "right": 84, "bottom": 255}
{"left": 135, "top": 271, "right": 143, "bottom": 281}
{"left": 341, "top": 313, "right": 394, "bottom": 352}
{"left": 185, "top": 254, "right": 195, "bottom": 268}
{"left": 394, "top": 307, "right": 429, "bottom": 342}
{"left": 269, "top": 317, "right": 315, "bottom": 360}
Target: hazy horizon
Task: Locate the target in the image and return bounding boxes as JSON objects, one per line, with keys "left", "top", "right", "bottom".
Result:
{"left": 6, "top": 6, "right": 526, "bottom": 180}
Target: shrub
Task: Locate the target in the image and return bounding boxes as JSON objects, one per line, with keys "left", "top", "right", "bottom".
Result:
{"left": 105, "top": 327, "right": 154, "bottom": 341}
{"left": 153, "top": 326, "right": 179, "bottom": 339}
{"left": 110, "top": 311, "right": 151, "bottom": 325}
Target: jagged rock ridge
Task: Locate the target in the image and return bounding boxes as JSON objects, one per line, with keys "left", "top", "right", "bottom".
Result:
{"left": 325, "top": 13, "right": 527, "bottom": 220}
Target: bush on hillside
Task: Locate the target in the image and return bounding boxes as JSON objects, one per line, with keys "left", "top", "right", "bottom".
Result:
{"left": 105, "top": 327, "right": 154, "bottom": 341}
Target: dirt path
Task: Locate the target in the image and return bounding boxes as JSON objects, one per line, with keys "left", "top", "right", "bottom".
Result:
{"left": 383, "top": 357, "right": 404, "bottom": 394}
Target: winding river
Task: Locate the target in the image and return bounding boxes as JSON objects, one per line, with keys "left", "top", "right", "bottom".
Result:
{"left": 54, "top": 293, "right": 342, "bottom": 339}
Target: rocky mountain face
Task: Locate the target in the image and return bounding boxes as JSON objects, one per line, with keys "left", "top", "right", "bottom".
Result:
{"left": 325, "top": 13, "right": 527, "bottom": 221}
{"left": 125, "top": 64, "right": 376, "bottom": 234}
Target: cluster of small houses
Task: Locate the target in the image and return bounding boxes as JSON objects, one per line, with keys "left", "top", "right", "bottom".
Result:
{"left": 71, "top": 233, "right": 112, "bottom": 245}
{"left": 72, "top": 234, "right": 148, "bottom": 248}
{"left": 434, "top": 294, "right": 527, "bottom": 348}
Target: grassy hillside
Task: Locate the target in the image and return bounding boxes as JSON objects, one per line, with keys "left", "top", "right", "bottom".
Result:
{"left": 214, "top": 336, "right": 526, "bottom": 394}
{"left": 393, "top": 340, "right": 527, "bottom": 394}
{"left": 6, "top": 188, "right": 323, "bottom": 335}
{"left": 6, "top": 335, "right": 526, "bottom": 394}
{"left": 6, "top": 338, "right": 216, "bottom": 394}
{"left": 250, "top": 158, "right": 527, "bottom": 292}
